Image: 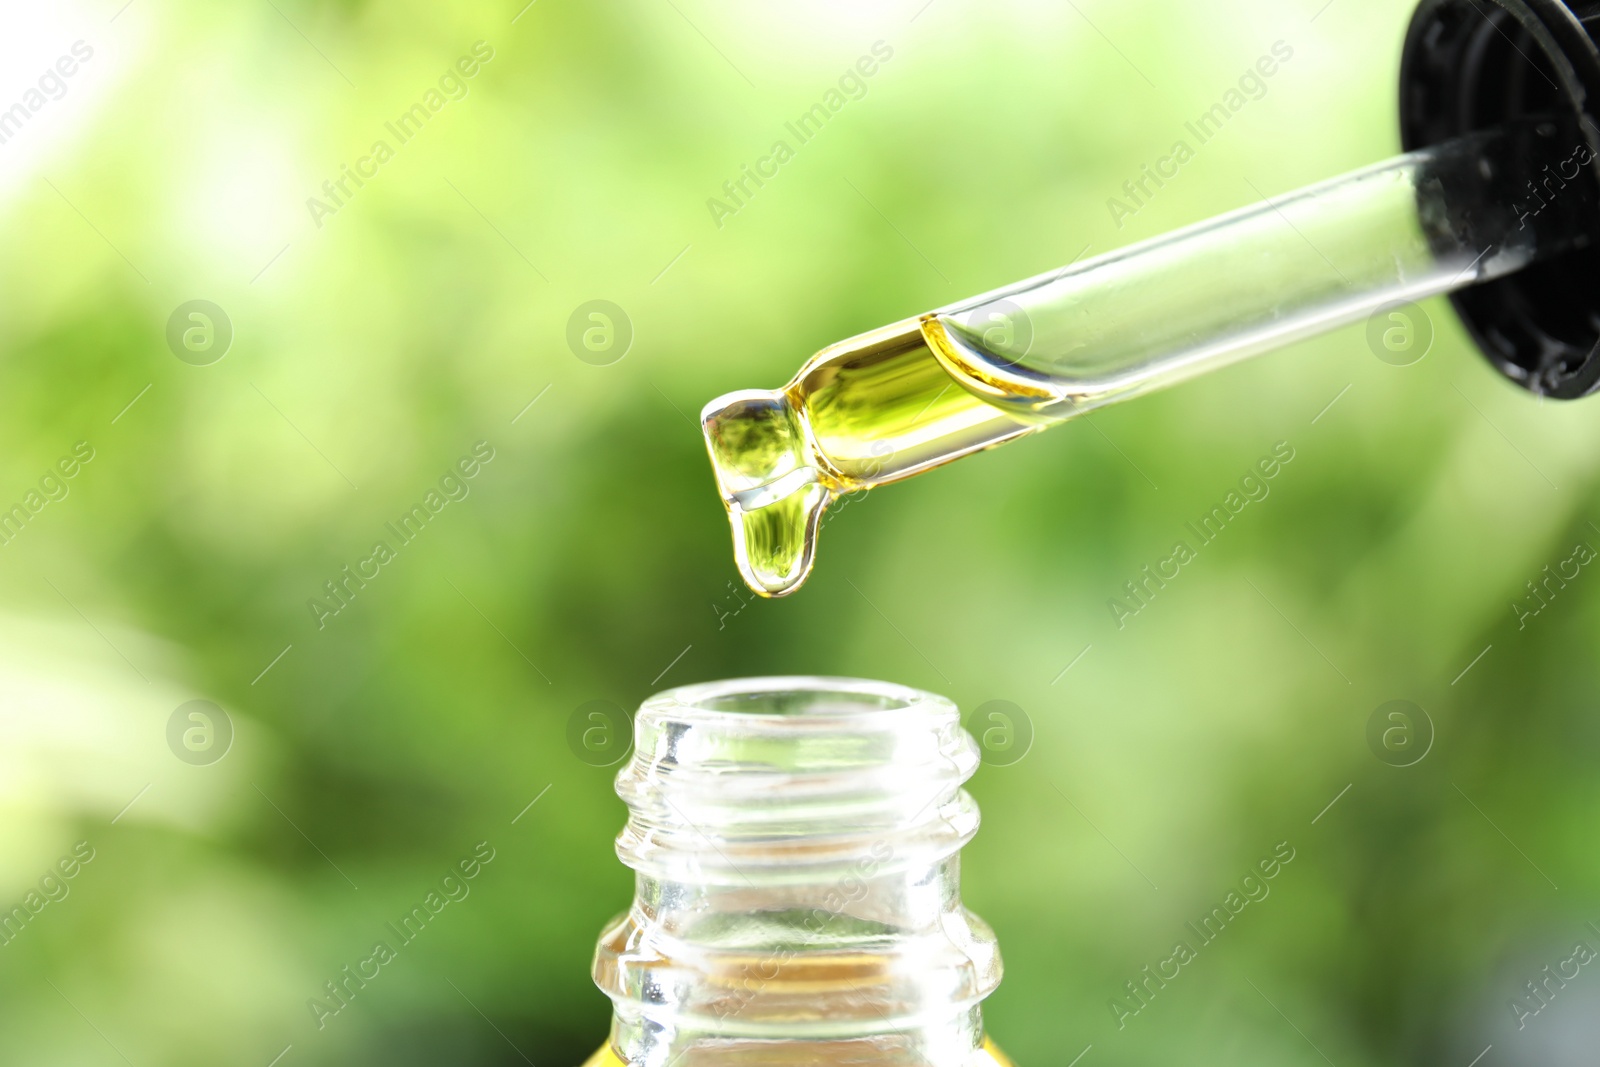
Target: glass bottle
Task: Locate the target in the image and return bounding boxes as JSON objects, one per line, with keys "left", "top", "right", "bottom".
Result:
{"left": 581, "top": 676, "right": 1013, "bottom": 1066}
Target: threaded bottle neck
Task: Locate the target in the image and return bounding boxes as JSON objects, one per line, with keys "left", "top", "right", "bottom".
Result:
{"left": 592, "top": 677, "right": 1003, "bottom": 1067}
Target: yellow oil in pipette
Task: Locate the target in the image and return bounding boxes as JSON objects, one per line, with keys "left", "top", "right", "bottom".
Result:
{"left": 700, "top": 315, "right": 1040, "bottom": 598}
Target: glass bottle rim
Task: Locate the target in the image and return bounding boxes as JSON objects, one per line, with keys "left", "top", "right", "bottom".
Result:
{"left": 641, "top": 675, "right": 957, "bottom": 729}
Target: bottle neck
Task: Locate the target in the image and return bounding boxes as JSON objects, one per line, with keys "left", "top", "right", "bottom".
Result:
{"left": 591, "top": 677, "right": 1002, "bottom": 1067}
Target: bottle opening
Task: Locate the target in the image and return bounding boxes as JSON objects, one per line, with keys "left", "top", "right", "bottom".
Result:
{"left": 622, "top": 677, "right": 974, "bottom": 804}
{"left": 666, "top": 677, "right": 923, "bottom": 716}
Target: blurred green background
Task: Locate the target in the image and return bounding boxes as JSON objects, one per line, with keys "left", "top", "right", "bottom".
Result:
{"left": 2, "top": 0, "right": 1598, "bottom": 1064}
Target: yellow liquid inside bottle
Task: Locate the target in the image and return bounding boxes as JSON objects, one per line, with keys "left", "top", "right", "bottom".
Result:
{"left": 581, "top": 1035, "right": 1016, "bottom": 1066}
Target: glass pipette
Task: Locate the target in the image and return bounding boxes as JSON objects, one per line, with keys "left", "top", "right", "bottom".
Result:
{"left": 701, "top": 122, "right": 1597, "bottom": 597}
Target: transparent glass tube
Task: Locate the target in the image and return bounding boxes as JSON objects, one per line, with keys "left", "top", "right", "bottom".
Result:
{"left": 700, "top": 123, "right": 1594, "bottom": 596}
{"left": 587, "top": 677, "right": 1011, "bottom": 1067}
{"left": 930, "top": 124, "right": 1581, "bottom": 421}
